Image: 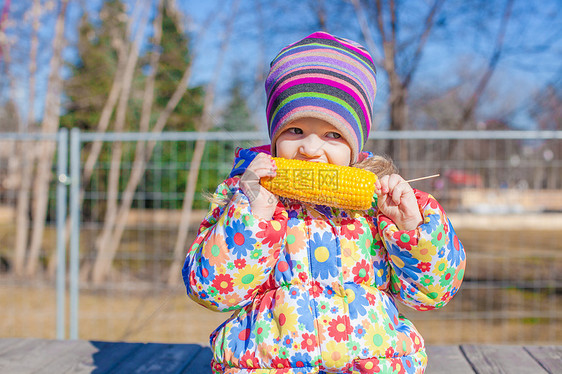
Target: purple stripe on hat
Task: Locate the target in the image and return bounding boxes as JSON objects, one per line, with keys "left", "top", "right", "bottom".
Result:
{"left": 266, "top": 60, "right": 376, "bottom": 118}
{"left": 266, "top": 70, "right": 373, "bottom": 120}
{"left": 309, "top": 32, "right": 375, "bottom": 66}
{"left": 266, "top": 76, "right": 370, "bottom": 139}
{"left": 265, "top": 31, "right": 377, "bottom": 162}
{"left": 266, "top": 61, "right": 374, "bottom": 106}
{"left": 269, "top": 96, "right": 362, "bottom": 144}
{"left": 280, "top": 43, "right": 375, "bottom": 78}
{"left": 267, "top": 49, "right": 375, "bottom": 94}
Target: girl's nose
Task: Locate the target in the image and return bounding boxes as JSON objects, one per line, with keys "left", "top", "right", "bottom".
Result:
{"left": 298, "top": 134, "right": 324, "bottom": 158}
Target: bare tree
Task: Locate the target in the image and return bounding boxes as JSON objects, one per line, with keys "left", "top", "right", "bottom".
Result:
{"left": 444, "top": 0, "right": 514, "bottom": 160}
{"left": 25, "top": 0, "right": 69, "bottom": 276}
{"left": 309, "top": 0, "right": 328, "bottom": 31}
{"left": 13, "top": 0, "right": 41, "bottom": 275}
{"left": 46, "top": 0, "right": 145, "bottom": 278}
{"left": 246, "top": 0, "right": 268, "bottom": 124}
{"left": 167, "top": 0, "right": 241, "bottom": 286}
{"left": 530, "top": 83, "right": 562, "bottom": 189}
{"left": 455, "top": 1, "right": 514, "bottom": 130}
{"left": 352, "top": 0, "right": 445, "bottom": 162}
{"left": 89, "top": 0, "right": 219, "bottom": 285}
{"left": 0, "top": 2, "right": 23, "bottom": 202}
{"left": 91, "top": 2, "right": 151, "bottom": 284}
{"left": 0, "top": 0, "right": 10, "bottom": 62}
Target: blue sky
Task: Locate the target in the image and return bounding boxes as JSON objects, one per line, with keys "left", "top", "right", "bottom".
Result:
{"left": 2, "top": 0, "right": 561, "bottom": 130}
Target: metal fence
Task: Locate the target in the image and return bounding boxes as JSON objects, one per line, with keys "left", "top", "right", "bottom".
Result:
{"left": 1, "top": 130, "right": 561, "bottom": 345}
{"left": 0, "top": 131, "right": 68, "bottom": 340}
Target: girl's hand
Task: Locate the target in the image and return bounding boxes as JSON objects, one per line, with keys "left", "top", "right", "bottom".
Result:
{"left": 375, "top": 174, "right": 423, "bottom": 231}
{"left": 239, "top": 153, "right": 279, "bottom": 220}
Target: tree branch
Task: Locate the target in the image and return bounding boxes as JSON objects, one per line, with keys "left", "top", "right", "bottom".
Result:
{"left": 350, "top": 0, "right": 383, "bottom": 66}
{"left": 167, "top": 0, "right": 241, "bottom": 286}
{"left": 403, "top": 0, "right": 445, "bottom": 88}
{"left": 26, "top": 0, "right": 69, "bottom": 275}
{"left": 462, "top": 0, "right": 514, "bottom": 124}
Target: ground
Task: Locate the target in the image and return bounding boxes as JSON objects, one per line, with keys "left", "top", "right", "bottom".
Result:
{"left": 1, "top": 215, "right": 561, "bottom": 345}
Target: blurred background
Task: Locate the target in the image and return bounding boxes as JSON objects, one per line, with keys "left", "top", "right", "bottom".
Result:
{"left": 0, "top": 0, "right": 560, "bottom": 345}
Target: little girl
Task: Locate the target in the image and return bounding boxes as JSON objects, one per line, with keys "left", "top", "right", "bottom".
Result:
{"left": 183, "top": 32, "right": 465, "bottom": 374}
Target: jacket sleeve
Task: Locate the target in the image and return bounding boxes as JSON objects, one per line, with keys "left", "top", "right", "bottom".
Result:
{"left": 182, "top": 176, "right": 288, "bottom": 312}
{"left": 378, "top": 190, "right": 466, "bottom": 311}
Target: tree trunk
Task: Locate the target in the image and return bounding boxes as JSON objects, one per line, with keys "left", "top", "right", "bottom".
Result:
{"left": 13, "top": 0, "right": 40, "bottom": 275}
{"left": 445, "top": 0, "right": 514, "bottom": 159}
{"left": 352, "top": 0, "right": 444, "bottom": 163}
{"left": 14, "top": 155, "right": 33, "bottom": 275}
{"left": 91, "top": 5, "right": 150, "bottom": 284}
{"left": 47, "top": 3, "right": 138, "bottom": 277}
{"left": 387, "top": 74, "right": 408, "bottom": 162}
{"left": 90, "top": 0, "right": 227, "bottom": 285}
{"left": 167, "top": 0, "right": 240, "bottom": 286}
{"left": 0, "top": 0, "right": 10, "bottom": 61}
{"left": 25, "top": 0, "right": 69, "bottom": 276}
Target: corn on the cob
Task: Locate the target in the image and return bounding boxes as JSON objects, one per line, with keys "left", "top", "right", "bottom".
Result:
{"left": 260, "top": 157, "right": 377, "bottom": 210}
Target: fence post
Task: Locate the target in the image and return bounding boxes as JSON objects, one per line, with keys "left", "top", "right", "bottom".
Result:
{"left": 56, "top": 128, "right": 69, "bottom": 339}
{"left": 69, "top": 128, "right": 81, "bottom": 340}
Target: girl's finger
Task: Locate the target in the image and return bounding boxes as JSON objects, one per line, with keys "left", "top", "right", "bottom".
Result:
{"left": 378, "top": 175, "right": 390, "bottom": 194}
{"left": 387, "top": 174, "right": 403, "bottom": 190}
{"left": 247, "top": 154, "right": 277, "bottom": 177}
{"left": 252, "top": 166, "right": 276, "bottom": 178}
{"left": 391, "top": 183, "right": 408, "bottom": 205}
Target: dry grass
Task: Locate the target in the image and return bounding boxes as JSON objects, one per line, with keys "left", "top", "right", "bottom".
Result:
{"left": 2, "top": 281, "right": 560, "bottom": 345}
{"left": 1, "top": 282, "right": 226, "bottom": 344}
{"left": 1, "top": 216, "right": 561, "bottom": 345}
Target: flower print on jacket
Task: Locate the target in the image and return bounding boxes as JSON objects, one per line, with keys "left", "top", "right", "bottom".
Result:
{"left": 309, "top": 231, "right": 340, "bottom": 280}
{"left": 212, "top": 274, "right": 234, "bottom": 295}
{"left": 447, "top": 229, "right": 466, "bottom": 267}
{"left": 386, "top": 243, "right": 422, "bottom": 281}
{"left": 296, "top": 295, "right": 315, "bottom": 331}
{"left": 227, "top": 322, "right": 256, "bottom": 354}
{"left": 345, "top": 284, "right": 370, "bottom": 319}
{"left": 183, "top": 146, "right": 466, "bottom": 373}
{"left": 203, "top": 233, "right": 229, "bottom": 267}
{"left": 327, "top": 315, "right": 353, "bottom": 342}
{"left": 289, "top": 352, "right": 311, "bottom": 368}
{"left": 352, "top": 259, "right": 371, "bottom": 284}
{"left": 340, "top": 217, "right": 364, "bottom": 239}
{"left": 233, "top": 264, "right": 267, "bottom": 290}
{"left": 256, "top": 219, "right": 285, "bottom": 247}
{"left": 196, "top": 257, "right": 214, "bottom": 285}
{"left": 226, "top": 219, "right": 257, "bottom": 257}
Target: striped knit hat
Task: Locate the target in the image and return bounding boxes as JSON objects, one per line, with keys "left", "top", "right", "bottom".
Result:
{"left": 266, "top": 31, "right": 377, "bottom": 163}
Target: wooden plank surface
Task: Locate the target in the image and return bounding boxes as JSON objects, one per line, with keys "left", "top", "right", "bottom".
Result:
{"left": 426, "top": 345, "right": 474, "bottom": 373}
{"left": 31, "top": 340, "right": 106, "bottom": 374}
{"left": 85, "top": 341, "right": 144, "bottom": 373}
{"left": 103, "top": 342, "right": 171, "bottom": 373}
{"left": 524, "top": 346, "right": 562, "bottom": 374}
{"left": 0, "top": 338, "right": 19, "bottom": 352}
{"left": 0, "top": 339, "right": 561, "bottom": 373}
{"left": 461, "top": 345, "right": 549, "bottom": 374}
{"left": 181, "top": 346, "right": 213, "bottom": 374}
{"left": 0, "top": 338, "right": 55, "bottom": 372}
{"left": 0, "top": 339, "right": 100, "bottom": 373}
{"left": 109, "top": 343, "right": 204, "bottom": 374}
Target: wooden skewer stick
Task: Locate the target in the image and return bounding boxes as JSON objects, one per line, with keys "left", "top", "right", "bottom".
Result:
{"left": 402, "top": 173, "right": 440, "bottom": 184}
{"left": 373, "top": 173, "right": 441, "bottom": 202}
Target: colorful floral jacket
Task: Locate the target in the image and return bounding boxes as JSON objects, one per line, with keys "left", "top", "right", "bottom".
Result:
{"left": 183, "top": 146, "right": 466, "bottom": 374}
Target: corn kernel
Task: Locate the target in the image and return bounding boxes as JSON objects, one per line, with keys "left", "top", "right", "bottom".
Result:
{"left": 260, "top": 157, "right": 377, "bottom": 210}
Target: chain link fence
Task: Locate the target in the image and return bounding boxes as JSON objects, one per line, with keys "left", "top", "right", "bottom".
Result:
{"left": 1, "top": 130, "right": 561, "bottom": 344}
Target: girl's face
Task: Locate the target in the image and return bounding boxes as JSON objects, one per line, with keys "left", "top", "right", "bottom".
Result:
{"left": 275, "top": 118, "right": 352, "bottom": 166}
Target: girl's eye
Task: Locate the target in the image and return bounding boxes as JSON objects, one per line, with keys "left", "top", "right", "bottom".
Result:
{"left": 288, "top": 127, "right": 303, "bottom": 134}
{"left": 326, "top": 132, "right": 341, "bottom": 139}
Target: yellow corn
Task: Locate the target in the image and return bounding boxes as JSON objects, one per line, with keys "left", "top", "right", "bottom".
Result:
{"left": 260, "top": 157, "right": 377, "bottom": 210}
